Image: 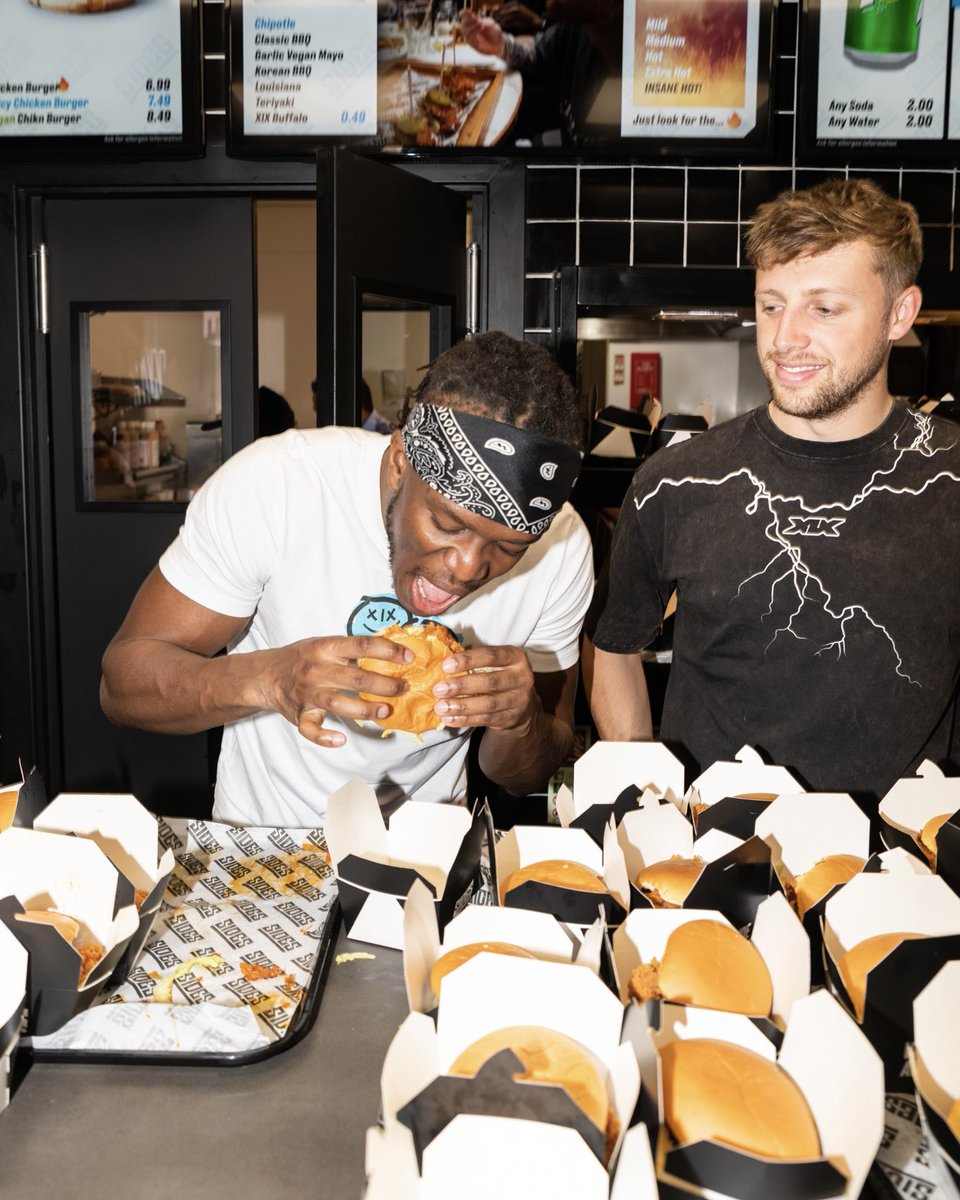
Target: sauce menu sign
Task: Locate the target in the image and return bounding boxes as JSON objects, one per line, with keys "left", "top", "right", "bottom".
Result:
{"left": 228, "top": 0, "right": 377, "bottom": 150}
{"left": 802, "top": 0, "right": 960, "bottom": 160}
{"left": 620, "top": 0, "right": 765, "bottom": 141}
{"left": 0, "top": 0, "right": 200, "bottom": 152}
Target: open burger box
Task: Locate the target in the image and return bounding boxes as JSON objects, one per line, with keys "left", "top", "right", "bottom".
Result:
{"left": 685, "top": 746, "right": 805, "bottom": 841}
{"left": 0, "top": 827, "right": 139, "bottom": 1035}
{"left": 32, "top": 790, "right": 175, "bottom": 982}
{"left": 909, "top": 961, "right": 960, "bottom": 1194}
{"left": 880, "top": 760, "right": 960, "bottom": 894}
{"left": 822, "top": 872, "right": 960, "bottom": 1088}
{"left": 617, "top": 798, "right": 776, "bottom": 930}
{"left": 0, "top": 920, "right": 28, "bottom": 1115}
{"left": 325, "top": 779, "right": 484, "bottom": 950}
{"left": 753, "top": 791, "right": 870, "bottom": 984}
{"left": 632, "top": 989, "right": 883, "bottom": 1200}
{"left": 0, "top": 762, "right": 48, "bottom": 833}
{"left": 363, "top": 951, "right": 659, "bottom": 1200}
{"left": 491, "top": 820, "right": 629, "bottom": 929}
{"left": 553, "top": 741, "right": 686, "bottom": 845}
{"left": 611, "top": 896, "right": 810, "bottom": 1032}
{"left": 402, "top": 876, "right": 603, "bottom": 1015}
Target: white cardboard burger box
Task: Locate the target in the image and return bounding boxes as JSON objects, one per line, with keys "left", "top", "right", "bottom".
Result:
{"left": 822, "top": 872, "right": 960, "bottom": 1087}
{"left": 324, "top": 779, "right": 485, "bottom": 951}
{"left": 0, "top": 827, "right": 139, "bottom": 1035}
{"left": 0, "top": 762, "right": 48, "bottom": 835}
{"left": 617, "top": 801, "right": 775, "bottom": 930}
{"left": 638, "top": 990, "right": 884, "bottom": 1200}
{"left": 880, "top": 760, "right": 960, "bottom": 890}
{"left": 402, "top": 876, "right": 594, "bottom": 1014}
{"left": 611, "top": 896, "right": 809, "bottom": 1029}
{"left": 0, "top": 920, "right": 28, "bottom": 1116}
{"left": 685, "top": 746, "right": 805, "bottom": 835}
{"left": 908, "top": 961, "right": 960, "bottom": 1192}
{"left": 491, "top": 821, "right": 629, "bottom": 928}
{"left": 365, "top": 952, "right": 657, "bottom": 1200}
{"left": 32, "top": 790, "right": 175, "bottom": 983}
{"left": 553, "top": 741, "right": 686, "bottom": 845}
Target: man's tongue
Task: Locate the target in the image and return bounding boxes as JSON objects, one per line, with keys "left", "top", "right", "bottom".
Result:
{"left": 415, "top": 575, "right": 459, "bottom": 616}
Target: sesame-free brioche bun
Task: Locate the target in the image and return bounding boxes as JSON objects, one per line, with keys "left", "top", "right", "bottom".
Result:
{"left": 428, "top": 940, "right": 535, "bottom": 1000}
{"left": 920, "top": 812, "right": 954, "bottom": 867}
{"left": 0, "top": 789, "right": 17, "bottom": 833}
{"left": 660, "top": 1037, "right": 821, "bottom": 1159}
{"left": 948, "top": 1097, "right": 960, "bottom": 1142}
{"left": 837, "top": 931, "right": 924, "bottom": 1021}
{"left": 359, "top": 621, "right": 461, "bottom": 734}
{"left": 793, "top": 854, "right": 865, "bottom": 919}
{"left": 634, "top": 856, "right": 705, "bottom": 908}
{"left": 449, "top": 1024, "right": 609, "bottom": 1133}
{"left": 15, "top": 908, "right": 81, "bottom": 943}
{"left": 501, "top": 859, "right": 608, "bottom": 904}
{"left": 628, "top": 918, "right": 773, "bottom": 1016}
{"left": 30, "top": 0, "right": 135, "bottom": 10}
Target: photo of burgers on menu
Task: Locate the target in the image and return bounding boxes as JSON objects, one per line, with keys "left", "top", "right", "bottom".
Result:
{"left": 28, "top": 0, "right": 135, "bottom": 11}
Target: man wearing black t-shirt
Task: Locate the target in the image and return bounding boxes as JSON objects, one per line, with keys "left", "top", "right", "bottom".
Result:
{"left": 588, "top": 178, "right": 960, "bottom": 803}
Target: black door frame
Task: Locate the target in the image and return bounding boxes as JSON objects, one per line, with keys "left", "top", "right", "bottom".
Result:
{"left": 0, "top": 149, "right": 525, "bottom": 791}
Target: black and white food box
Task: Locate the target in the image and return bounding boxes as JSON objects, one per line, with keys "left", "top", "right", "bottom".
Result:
{"left": 491, "top": 821, "right": 629, "bottom": 929}
{"left": 822, "top": 872, "right": 960, "bottom": 1087}
{"left": 611, "top": 896, "right": 809, "bottom": 1029}
{"left": 364, "top": 951, "right": 658, "bottom": 1200}
{"left": 325, "top": 779, "right": 484, "bottom": 950}
{"left": 0, "top": 827, "right": 139, "bottom": 1035}
{"left": 908, "top": 960, "right": 960, "bottom": 1196}
{"left": 553, "top": 741, "right": 686, "bottom": 845}
{"left": 402, "top": 876, "right": 597, "bottom": 1015}
{"left": 0, "top": 920, "right": 28, "bottom": 1116}
{"left": 637, "top": 990, "right": 884, "bottom": 1200}
{"left": 0, "top": 762, "right": 47, "bottom": 834}
{"left": 880, "top": 760, "right": 960, "bottom": 892}
{"left": 685, "top": 745, "right": 804, "bottom": 838}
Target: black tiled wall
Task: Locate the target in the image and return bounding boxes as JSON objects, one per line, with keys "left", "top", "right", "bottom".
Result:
{"left": 523, "top": 0, "right": 958, "bottom": 336}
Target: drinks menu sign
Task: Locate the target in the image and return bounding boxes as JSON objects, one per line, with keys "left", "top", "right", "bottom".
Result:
{"left": 0, "top": 0, "right": 200, "bottom": 152}
{"left": 229, "top": 0, "right": 377, "bottom": 149}
{"left": 802, "top": 0, "right": 960, "bottom": 160}
{"left": 620, "top": 0, "right": 765, "bottom": 140}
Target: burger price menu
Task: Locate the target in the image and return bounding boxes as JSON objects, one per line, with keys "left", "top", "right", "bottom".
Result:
{"left": 239, "top": 0, "right": 377, "bottom": 137}
{"left": 620, "top": 0, "right": 763, "bottom": 139}
{"left": 0, "top": 0, "right": 185, "bottom": 141}
{"left": 812, "top": 0, "right": 952, "bottom": 144}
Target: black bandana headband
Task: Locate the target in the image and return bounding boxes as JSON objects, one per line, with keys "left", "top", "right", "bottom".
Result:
{"left": 401, "top": 403, "right": 583, "bottom": 536}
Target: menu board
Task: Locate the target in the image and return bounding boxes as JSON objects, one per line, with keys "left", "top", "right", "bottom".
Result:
{"left": 621, "top": 0, "right": 764, "bottom": 141}
{"left": 228, "top": 0, "right": 378, "bottom": 151}
{"left": 801, "top": 0, "right": 960, "bottom": 161}
{"left": 0, "top": 0, "right": 200, "bottom": 154}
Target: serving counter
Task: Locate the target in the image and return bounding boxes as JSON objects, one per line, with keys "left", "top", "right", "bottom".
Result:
{"left": 0, "top": 920, "right": 403, "bottom": 1200}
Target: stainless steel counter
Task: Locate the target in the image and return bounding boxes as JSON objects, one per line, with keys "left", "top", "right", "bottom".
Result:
{"left": 0, "top": 922, "right": 407, "bottom": 1200}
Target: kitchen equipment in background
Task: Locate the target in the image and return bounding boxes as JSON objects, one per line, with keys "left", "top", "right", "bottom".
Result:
{"left": 186, "top": 418, "right": 222, "bottom": 492}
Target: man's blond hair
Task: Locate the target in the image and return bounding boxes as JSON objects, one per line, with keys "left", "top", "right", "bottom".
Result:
{"left": 745, "top": 178, "right": 922, "bottom": 301}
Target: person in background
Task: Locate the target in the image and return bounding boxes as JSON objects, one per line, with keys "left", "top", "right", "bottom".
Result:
{"left": 587, "top": 178, "right": 960, "bottom": 807}
{"left": 358, "top": 376, "right": 393, "bottom": 434}
{"left": 100, "top": 332, "right": 593, "bottom": 828}
{"left": 462, "top": 0, "right": 622, "bottom": 145}
{"left": 487, "top": 0, "right": 548, "bottom": 34}
{"left": 257, "top": 385, "right": 296, "bottom": 437}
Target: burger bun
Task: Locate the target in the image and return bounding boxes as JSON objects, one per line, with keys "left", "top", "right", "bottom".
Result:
{"left": 359, "top": 621, "right": 462, "bottom": 734}
{"left": 429, "top": 940, "right": 535, "bottom": 1000}
{"left": 634, "top": 856, "right": 704, "bottom": 908}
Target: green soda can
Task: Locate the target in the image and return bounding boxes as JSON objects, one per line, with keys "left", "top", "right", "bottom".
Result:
{"left": 843, "top": 0, "right": 922, "bottom": 67}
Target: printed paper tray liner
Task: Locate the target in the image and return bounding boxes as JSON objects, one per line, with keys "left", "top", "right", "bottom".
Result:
{"left": 27, "top": 817, "right": 339, "bottom": 1063}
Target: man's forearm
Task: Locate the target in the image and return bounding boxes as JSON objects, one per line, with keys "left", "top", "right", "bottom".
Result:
{"left": 100, "top": 639, "right": 271, "bottom": 734}
{"left": 478, "top": 708, "right": 574, "bottom": 796}
{"left": 588, "top": 646, "right": 654, "bottom": 741}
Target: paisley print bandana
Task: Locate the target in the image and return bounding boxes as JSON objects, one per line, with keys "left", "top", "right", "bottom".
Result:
{"left": 401, "top": 402, "right": 583, "bottom": 536}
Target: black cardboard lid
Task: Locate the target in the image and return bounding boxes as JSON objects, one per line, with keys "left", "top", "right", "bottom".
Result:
{"left": 503, "top": 879, "right": 626, "bottom": 927}
{"left": 662, "top": 1137, "right": 846, "bottom": 1200}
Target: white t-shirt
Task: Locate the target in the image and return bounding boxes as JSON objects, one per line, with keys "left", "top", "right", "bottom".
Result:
{"left": 159, "top": 428, "right": 594, "bottom": 827}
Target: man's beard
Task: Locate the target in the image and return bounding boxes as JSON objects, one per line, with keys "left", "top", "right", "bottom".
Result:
{"left": 763, "top": 334, "right": 890, "bottom": 423}
{"left": 385, "top": 487, "right": 399, "bottom": 572}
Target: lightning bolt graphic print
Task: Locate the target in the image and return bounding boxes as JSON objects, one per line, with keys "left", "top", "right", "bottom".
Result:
{"left": 633, "top": 412, "right": 960, "bottom": 688}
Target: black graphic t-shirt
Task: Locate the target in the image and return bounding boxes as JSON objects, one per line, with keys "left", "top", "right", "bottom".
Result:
{"left": 590, "top": 403, "right": 960, "bottom": 801}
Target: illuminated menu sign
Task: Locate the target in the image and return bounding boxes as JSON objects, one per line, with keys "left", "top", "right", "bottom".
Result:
{"left": 621, "top": 0, "right": 764, "bottom": 140}
{"left": 229, "top": 0, "right": 377, "bottom": 149}
{"left": 0, "top": 0, "right": 199, "bottom": 151}
{"left": 802, "top": 0, "right": 960, "bottom": 160}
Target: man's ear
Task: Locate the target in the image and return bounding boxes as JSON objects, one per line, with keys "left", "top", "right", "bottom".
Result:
{"left": 384, "top": 429, "right": 407, "bottom": 490}
{"left": 889, "top": 285, "right": 922, "bottom": 341}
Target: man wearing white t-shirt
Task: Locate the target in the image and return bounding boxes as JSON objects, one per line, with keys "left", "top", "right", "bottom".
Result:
{"left": 100, "top": 332, "right": 594, "bottom": 828}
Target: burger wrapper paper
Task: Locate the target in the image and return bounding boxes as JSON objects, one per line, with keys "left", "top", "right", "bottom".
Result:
{"left": 27, "top": 818, "right": 337, "bottom": 1055}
